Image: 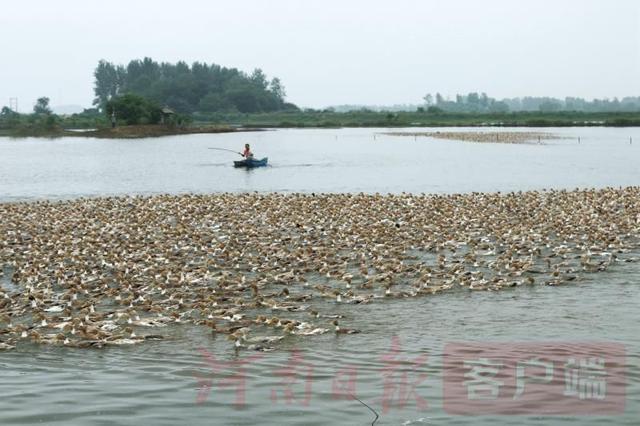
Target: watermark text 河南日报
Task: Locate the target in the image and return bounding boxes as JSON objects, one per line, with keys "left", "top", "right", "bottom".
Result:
{"left": 195, "top": 338, "right": 626, "bottom": 416}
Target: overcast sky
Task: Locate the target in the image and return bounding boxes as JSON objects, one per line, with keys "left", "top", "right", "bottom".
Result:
{"left": 1, "top": 0, "right": 638, "bottom": 110}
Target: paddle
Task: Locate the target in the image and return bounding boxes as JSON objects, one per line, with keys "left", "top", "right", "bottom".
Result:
{"left": 208, "top": 147, "right": 243, "bottom": 157}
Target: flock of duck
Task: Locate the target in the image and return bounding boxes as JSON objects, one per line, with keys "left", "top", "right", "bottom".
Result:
{"left": 383, "top": 131, "right": 557, "bottom": 144}
{"left": 1, "top": 187, "right": 639, "bottom": 352}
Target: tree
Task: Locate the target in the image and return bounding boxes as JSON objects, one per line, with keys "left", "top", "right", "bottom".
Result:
{"left": 33, "top": 97, "right": 52, "bottom": 115}
{"left": 106, "top": 94, "right": 162, "bottom": 125}
{"left": 93, "top": 58, "right": 294, "bottom": 114}
{"left": 1, "top": 106, "right": 17, "bottom": 117}
{"left": 467, "top": 92, "right": 480, "bottom": 106}
{"left": 488, "top": 101, "right": 509, "bottom": 113}
{"left": 423, "top": 94, "right": 433, "bottom": 106}
{"left": 480, "top": 92, "right": 489, "bottom": 107}
{"left": 539, "top": 100, "right": 562, "bottom": 112}
{"left": 269, "top": 77, "right": 286, "bottom": 102}
{"left": 224, "top": 84, "right": 261, "bottom": 113}
{"left": 250, "top": 68, "right": 268, "bottom": 90}
{"left": 198, "top": 93, "right": 226, "bottom": 112}
{"left": 93, "top": 60, "right": 120, "bottom": 108}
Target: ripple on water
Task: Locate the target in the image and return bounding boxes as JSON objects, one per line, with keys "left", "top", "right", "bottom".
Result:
{"left": 1, "top": 277, "right": 639, "bottom": 425}
{"left": 1, "top": 130, "right": 640, "bottom": 424}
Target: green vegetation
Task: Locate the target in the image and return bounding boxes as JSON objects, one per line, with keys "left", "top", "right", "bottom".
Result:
{"left": 0, "top": 98, "right": 64, "bottom": 137}
{"left": 106, "top": 94, "right": 162, "bottom": 125}
{"left": 418, "top": 92, "right": 640, "bottom": 113}
{"left": 3, "top": 59, "right": 640, "bottom": 139}
{"left": 33, "top": 97, "right": 53, "bottom": 115}
{"left": 0, "top": 108, "right": 235, "bottom": 139}
{"left": 94, "top": 58, "right": 297, "bottom": 114}
{"left": 0, "top": 101, "right": 110, "bottom": 137}
{"left": 3, "top": 106, "right": 639, "bottom": 139}
{"left": 193, "top": 109, "right": 640, "bottom": 128}
{"left": 60, "top": 109, "right": 108, "bottom": 129}
{"left": 105, "top": 93, "right": 193, "bottom": 127}
{"left": 0, "top": 92, "right": 196, "bottom": 137}
{"left": 0, "top": 94, "right": 202, "bottom": 137}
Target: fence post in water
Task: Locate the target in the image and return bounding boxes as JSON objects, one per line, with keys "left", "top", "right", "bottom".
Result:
{"left": 630, "top": 137, "right": 633, "bottom": 145}
{"left": 538, "top": 136, "right": 541, "bottom": 144}
{"left": 578, "top": 137, "right": 580, "bottom": 144}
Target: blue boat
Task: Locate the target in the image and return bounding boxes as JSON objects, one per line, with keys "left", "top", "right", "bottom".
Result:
{"left": 234, "top": 157, "right": 268, "bottom": 168}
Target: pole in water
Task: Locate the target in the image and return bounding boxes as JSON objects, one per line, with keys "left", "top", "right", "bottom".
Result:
{"left": 538, "top": 136, "right": 541, "bottom": 143}
{"left": 578, "top": 137, "right": 580, "bottom": 144}
{"left": 630, "top": 137, "right": 633, "bottom": 145}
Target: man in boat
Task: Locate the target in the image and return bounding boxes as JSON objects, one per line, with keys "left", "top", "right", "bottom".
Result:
{"left": 240, "top": 144, "right": 254, "bottom": 159}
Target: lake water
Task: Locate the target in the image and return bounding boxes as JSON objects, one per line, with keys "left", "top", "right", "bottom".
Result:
{"left": 1, "top": 127, "right": 639, "bottom": 200}
{"left": 1, "top": 127, "right": 639, "bottom": 425}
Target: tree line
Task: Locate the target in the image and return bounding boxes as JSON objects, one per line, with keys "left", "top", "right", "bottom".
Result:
{"left": 0, "top": 97, "right": 59, "bottom": 133}
{"left": 422, "top": 92, "right": 640, "bottom": 113}
{"left": 94, "top": 58, "right": 297, "bottom": 114}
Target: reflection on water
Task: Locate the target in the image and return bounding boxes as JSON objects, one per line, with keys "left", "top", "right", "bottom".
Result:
{"left": 0, "top": 127, "right": 639, "bottom": 425}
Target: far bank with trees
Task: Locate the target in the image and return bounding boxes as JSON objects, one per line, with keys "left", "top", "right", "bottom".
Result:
{"left": 3, "top": 57, "right": 640, "bottom": 138}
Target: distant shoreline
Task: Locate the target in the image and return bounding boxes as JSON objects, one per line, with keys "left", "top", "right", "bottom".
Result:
{"left": 0, "top": 125, "right": 262, "bottom": 139}
{"left": 196, "top": 110, "right": 640, "bottom": 129}
{"left": 2, "top": 119, "right": 640, "bottom": 139}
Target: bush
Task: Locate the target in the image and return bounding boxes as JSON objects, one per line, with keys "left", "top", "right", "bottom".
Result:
{"left": 106, "top": 94, "right": 162, "bottom": 125}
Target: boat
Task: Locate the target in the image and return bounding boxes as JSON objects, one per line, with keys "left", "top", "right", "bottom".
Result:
{"left": 234, "top": 157, "right": 268, "bottom": 168}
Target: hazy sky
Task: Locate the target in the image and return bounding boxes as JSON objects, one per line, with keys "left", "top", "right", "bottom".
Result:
{"left": 1, "top": 0, "right": 638, "bottom": 110}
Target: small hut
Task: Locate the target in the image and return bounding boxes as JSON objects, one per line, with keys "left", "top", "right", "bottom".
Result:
{"left": 161, "top": 106, "right": 175, "bottom": 124}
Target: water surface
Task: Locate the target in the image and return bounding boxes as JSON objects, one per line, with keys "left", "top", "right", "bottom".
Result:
{"left": 1, "top": 127, "right": 639, "bottom": 200}
{"left": 1, "top": 128, "right": 639, "bottom": 425}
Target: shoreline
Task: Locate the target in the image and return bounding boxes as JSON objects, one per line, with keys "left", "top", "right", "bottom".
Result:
{"left": 198, "top": 110, "right": 640, "bottom": 129}
{"left": 0, "top": 124, "right": 263, "bottom": 139}
{"left": 1, "top": 122, "right": 640, "bottom": 139}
